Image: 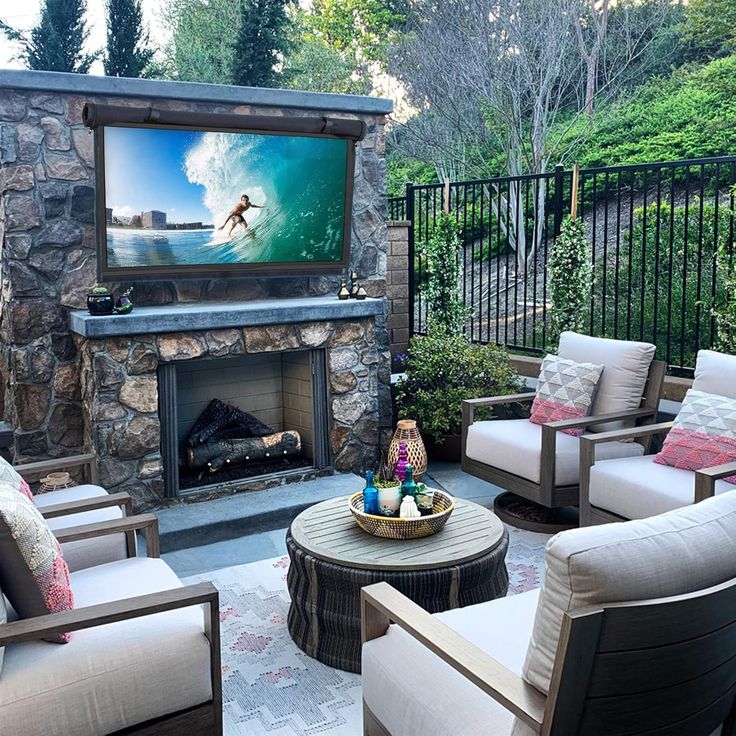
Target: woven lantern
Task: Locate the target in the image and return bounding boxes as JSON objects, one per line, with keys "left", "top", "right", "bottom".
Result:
{"left": 38, "top": 472, "right": 74, "bottom": 494}
{"left": 387, "top": 419, "right": 427, "bottom": 481}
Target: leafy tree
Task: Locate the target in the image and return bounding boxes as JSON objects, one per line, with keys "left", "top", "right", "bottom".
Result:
{"left": 309, "top": 0, "right": 407, "bottom": 66}
{"left": 230, "top": 0, "right": 290, "bottom": 88}
{"left": 104, "top": 0, "right": 153, "bottom": 77}
{"left": 681, "top": 0, "right": 736, "bottom": 60}
{"left": 281, "top": 9, "right": 359, "bottom": 94}
{"left": 160, "top": 0, "right": 239, "bottom": 83}
{"left": 0, "top": 0, "right": 95, "bottom": 73}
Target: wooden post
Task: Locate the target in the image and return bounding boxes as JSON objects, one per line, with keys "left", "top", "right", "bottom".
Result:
{"left": 443, "top": 179, "right": 451, "bottom": 214}
{"left": 570, "top": 163, "right": 580, "bottom": 221}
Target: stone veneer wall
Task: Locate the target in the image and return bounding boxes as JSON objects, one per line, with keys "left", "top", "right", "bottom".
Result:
{"left": 386, "top": 221, "right": 410, "bottom": 358}
{"left": 78, "top": 319, "right": 381, "bottom": 510}
{"left": 0, "top": 71, "right": 392, "bottom": 465}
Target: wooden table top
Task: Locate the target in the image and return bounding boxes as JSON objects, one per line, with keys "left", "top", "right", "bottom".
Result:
{"left": 290, "top": 495, "right": 505, "bottom": 571}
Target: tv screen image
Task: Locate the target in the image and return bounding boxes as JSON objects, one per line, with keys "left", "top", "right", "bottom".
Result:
{"left": 98, "top": 124, "right": 352, "bottom": 279}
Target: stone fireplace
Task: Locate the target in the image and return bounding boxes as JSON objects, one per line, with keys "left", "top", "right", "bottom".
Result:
{"left": 0, "top": 71, "right": 393, "bottom": 511}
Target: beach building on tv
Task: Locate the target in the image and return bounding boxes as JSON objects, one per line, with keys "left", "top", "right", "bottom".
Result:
{"left": 141, "top": 210, "right": 166, "bottom": 229}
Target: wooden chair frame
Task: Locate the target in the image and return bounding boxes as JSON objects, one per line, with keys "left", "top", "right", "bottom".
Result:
{"left": 362, "top": 580, "right": 736, "bottom": 736}
{"left": 0, "top": 514, "right": 223, "bottom": 735}
{"left": 461, "top": 360, "right": 666, "bottom": 509}
{"left": 580, "top": 422, "right": 736, "bottom": 525}
{"left": 13, "top": 452, "right": 137, "bottom": 555}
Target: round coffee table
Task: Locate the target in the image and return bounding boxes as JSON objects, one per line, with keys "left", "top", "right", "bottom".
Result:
{"left": 286, "top": 495, "right": 509, "bottom": 673}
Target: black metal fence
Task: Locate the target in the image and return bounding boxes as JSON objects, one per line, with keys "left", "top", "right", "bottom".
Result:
{"left": 396, "top": 155, "right": 736, "bottom": 377}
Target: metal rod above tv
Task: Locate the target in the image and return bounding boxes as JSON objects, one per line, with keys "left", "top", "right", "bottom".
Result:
{"left": 83, "top": 103, "right": 366, "bottom": 141}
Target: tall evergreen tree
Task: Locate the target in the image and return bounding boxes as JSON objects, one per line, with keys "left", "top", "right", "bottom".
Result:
{"left": 230, "top": 0, "right": 290, "bottom": 88}
{"left": 104, "top": 0, "right": 153, "bottom": 77}
{"left": 0, "top": 0, "right": 95, "bottom": 73}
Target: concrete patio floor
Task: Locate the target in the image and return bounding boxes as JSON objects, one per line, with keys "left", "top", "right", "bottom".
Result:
{"left": 159, "top": 462, "right": 505, "bottom": 577}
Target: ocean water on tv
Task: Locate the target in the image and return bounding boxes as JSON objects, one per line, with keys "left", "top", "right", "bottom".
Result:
{"left": 106, "top": 138, "right": 347, "bottom": 269}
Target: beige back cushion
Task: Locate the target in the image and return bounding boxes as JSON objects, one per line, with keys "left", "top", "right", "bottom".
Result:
{"left": 521, "top": 491, "right": 736, "bottom": 697}
{"left": 557, "top": 331, "right": 656, "bottom": 431}
{"left": 694, "top": 350, "right": 736, "bottom": 399}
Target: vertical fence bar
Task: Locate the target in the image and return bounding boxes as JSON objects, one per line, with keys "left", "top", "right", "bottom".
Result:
{"left": 553, "top": 164, "right": 565, "bottom": 236}
{"left": 653, "top": 167, "right": 663, "bottom": 353}
{"left": 406, "top": 182, "right": 415, "bottom": 337}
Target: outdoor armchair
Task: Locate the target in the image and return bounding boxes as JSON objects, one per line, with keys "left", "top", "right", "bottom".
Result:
{"left": 0, "top": 513, "right": 222, "bottom": 735}
{"left": 461, "top": 332, "right": 666, "bottom": 513}
{"left": 10, "top": 453, "right": 134, "bottom": 570}
{"left": 580, "top": 349, "right": 736, "bottom": 525}
{"left": 362, "top": 492, "right": 736, "bottom": 736}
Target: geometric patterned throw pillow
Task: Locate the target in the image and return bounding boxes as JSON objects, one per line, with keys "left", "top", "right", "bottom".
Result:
{"left": 0, "top": 454, "right": 35, "bottom": 503}
{"left": 0, "top": 482, "right": 74, "bottom": 642}
{"left": 529, "top": 354, "right": 604, "bottom": 437}
{"left": 655, "top": 388, "right": 736, "bottom": 484}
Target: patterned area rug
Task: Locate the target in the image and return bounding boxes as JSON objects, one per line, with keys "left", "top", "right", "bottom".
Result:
{"left": 183, "top": 527, "right": 550, "bottom": 736}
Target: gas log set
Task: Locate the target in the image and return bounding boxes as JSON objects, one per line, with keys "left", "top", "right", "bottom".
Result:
{"left": 182, "top": 399, "right": 303, "bottom": 477}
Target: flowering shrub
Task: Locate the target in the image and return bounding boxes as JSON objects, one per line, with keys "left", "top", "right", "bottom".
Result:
{"left": 396, "top": 332, "right": 523, "bottom": 442}
{"left": 547, "top": 216, "right": 592, "bottom": 348}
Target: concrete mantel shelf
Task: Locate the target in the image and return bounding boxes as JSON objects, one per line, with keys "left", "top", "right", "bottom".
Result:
{"left": 69, "top": 296, "right": 385, "bottom": 338}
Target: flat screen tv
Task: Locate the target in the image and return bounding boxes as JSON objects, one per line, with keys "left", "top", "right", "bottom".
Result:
{"left": 91, "top": 110, "right": 358, "bottom": 281}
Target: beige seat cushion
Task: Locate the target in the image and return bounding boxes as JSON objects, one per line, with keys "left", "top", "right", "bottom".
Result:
{"left": 466, "top": 418, "right": 644, "bottom": 485}
{"left": 558, "top": 331, "right": 656, "bottom": 432}
{"left": 34, "top": 485, "right": 127, "bottom": 572}
{"left": 693, "top": 349, "right": 736, "bottom": 399}
{"left": 522, "top": 492, "right": 736, "bottom": 701}
{"left": 362, "top": 589, "right": 540, "bottom": 736}
{"left": 0, "top": 557, "right": 212, "bottom": 736}
{"left": 590, "top": 454, "right": 732, "bottom": 521}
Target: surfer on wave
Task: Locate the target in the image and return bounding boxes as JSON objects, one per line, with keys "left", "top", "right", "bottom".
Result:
{"left": 218, "top": 194, "right": 264, "bottom": 238}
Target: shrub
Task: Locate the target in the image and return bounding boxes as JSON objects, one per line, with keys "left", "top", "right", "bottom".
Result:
{"left": 421, "top": 212, "right": 468, "bottom": 334}
{"left": 395, "top": 332, "right": 523, "bottom": 442}
{"left": 547, "top": 216, "right": 592, "bottom": 348}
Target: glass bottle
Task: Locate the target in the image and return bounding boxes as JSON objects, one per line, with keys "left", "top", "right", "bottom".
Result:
{"left": 362, "top": 470, "right": 379, "bottom": 515}
{"left": 394, "top": 441, "right": 409, "bottom": 483}
{"left": 400, "top": 464, "right": 418, "bottom": 501}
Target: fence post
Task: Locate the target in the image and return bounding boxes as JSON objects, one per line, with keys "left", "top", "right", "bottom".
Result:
{"left": 553, "top": 164, "right": 565, "bottom": 236}
{"left": 406, "top": 182, "right": 416, "bottom": 338}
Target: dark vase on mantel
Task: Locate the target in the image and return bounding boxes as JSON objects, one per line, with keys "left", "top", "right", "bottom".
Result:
{"left": 87, "top": 287, "right": 115, "bottom": 316}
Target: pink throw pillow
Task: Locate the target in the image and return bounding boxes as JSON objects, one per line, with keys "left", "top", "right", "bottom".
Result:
{"left": 529, "top": 355, "right": 604, "bottom": 436}
{"left": 655, "top": 389, "right": 736, "bottom": 483}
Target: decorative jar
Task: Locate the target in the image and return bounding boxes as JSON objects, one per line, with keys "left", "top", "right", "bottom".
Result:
{"left": 387, "top": 419, "right": 427, "bottom": 481}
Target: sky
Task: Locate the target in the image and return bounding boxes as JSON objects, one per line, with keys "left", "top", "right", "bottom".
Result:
{"left": 104, "top": 127, "right": 212, "bottom": 224}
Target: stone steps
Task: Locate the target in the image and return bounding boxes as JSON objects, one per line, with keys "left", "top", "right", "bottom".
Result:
{"left": 156, "top": 472, "right": 362, "bottom": 553}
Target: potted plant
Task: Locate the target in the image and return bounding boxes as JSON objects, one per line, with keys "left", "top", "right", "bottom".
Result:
{"left": 395, "top": 212, "right": 523, "bottom": 460}
{"left": 374, "top": 456, "right": 401, "bottom": 516}
{"left": 396, "top": 332, "right": 523, "bottom": 460}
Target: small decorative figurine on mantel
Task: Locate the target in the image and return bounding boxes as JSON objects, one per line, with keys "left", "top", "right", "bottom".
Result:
{"left": 349, "top": 270, "right": 360, "bottom": 298}
{"left": 355, "top": 284, "right": 367, "bottom": 300}
{"left": 337, "top": 278, "right": 350, "bottom": 300}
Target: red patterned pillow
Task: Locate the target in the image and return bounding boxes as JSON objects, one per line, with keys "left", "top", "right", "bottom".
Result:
{"left": 0, "top": 455, "right": 34, "bottom": 503}
{"left": 0, "top": 482, "right": 74, "bottom": 642}
{"left": 655, "top": 389, "right": 736, "bottom": 483}
{"left": 530, "top": 355, "right": 604, "bottom": 436}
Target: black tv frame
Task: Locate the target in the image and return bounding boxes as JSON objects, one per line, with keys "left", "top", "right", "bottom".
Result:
{"left": 88, "top": 105, "right": 360, "bottom": 282}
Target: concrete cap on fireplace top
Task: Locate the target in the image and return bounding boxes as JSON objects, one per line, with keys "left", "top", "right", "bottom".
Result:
{"left": 0, "top": 69, "right": 393, "bottom": 115}
{"left": 69, "top": 296, "right": 385, "bottom": 338}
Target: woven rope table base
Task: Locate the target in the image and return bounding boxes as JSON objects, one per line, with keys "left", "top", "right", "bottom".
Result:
{"left": 286, "top": 527, "right": 509, "bottom": 673}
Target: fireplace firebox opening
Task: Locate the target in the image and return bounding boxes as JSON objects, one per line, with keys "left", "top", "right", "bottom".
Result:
{"left": 159, "top": 349, "right": 330, "bottom": 496}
